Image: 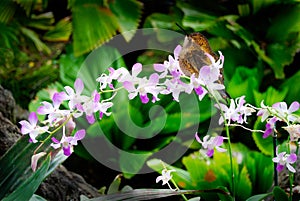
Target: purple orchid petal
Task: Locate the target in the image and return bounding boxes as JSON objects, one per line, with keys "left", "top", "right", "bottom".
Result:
{"left": 86, "top": 114, "right": 95, "bottom": 124}
{"left": 195, "top": 133, "right": 201, "bottom": 143}
{"left": 263, "top": 128, "right": 272, "bottom": 138}
{"left": 37, "top": 102, "right": 53, "bottom": 115}
{"left": 289, "top": 101, "right": 299, "bottom": 113}
{"left": 108, "top": 67, "right": 114, "bottom": 74}
{"left": 132, "top": 63, "right": 142, "bottom": 76}
{"left": 276, "top": 164, "right": 284, "bottom": 172}
{"left": 66, "top": 118, "right": 76, "bottom": 134}
{"left": 76, "top": 103, "right": 84, "bottom": 112}
{"left": 74, "top": 129, "right": 86, "bottom": 141}
{"left": 52, "top": 92, "right": 65, "bottom": 108}
{"left": 108, "top": 83, "right": 114, "bottom": 89}
{"left": 194, "top": 86, "right": 204, "bottom": 95}
{"left": 140, "top": 94, "right": 149, "bottom": 104}
{"left": 74, "top": 78, "right": 84, "bottom": 94}
{"left": 64, "top": 86, "right": 74, "bottom": 96}
{"left": 286, "top": 163, "right": 296, "bottom": 173}
{"left": 207, "top": 149, "right": 214, "bottom": 157}
{"left": 213, "top": 136, "right": 224, "bottom": 146}
{"left": 19, "top": 121, "right": 32, "bottom": 134}
{"left": 287, "top": 153, "right": 297, "bottom": 163}
{"left": 199, "top": 66, "right": 211, "bottom": 78}
{"left": 99, "top": 112, "right": 103, "bottom": 119}
{"left": 51, "top": 137, "right": 60, "bottom": 144}
{"left": 63, "top": 146, "right": 72, "bottom": 156}
{"left": 149, "top": 73, "right": 159, "bottom": 84}
{"left": 153, "top": 64, "right": 165, "bottom": 72}
{"left": 28, "top": 112, "right": 38, "bottom": 126}
{"left": 123, "top": 81, "right": 135, "bottom": 91}
{"left": 173, "top": 45, "right": 182, "bottom": 59}
{"left": 93, "top": 91, "right": 100, "bottom": 102}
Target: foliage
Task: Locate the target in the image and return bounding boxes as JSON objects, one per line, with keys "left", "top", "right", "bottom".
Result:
{"left": 148, "top": 143, "right": 274, "bottom": 201}
{"left": 1, "top": 0, "right": 300, "bottom": 200}
{"left": 0, "top": 133, "right": 67, "bottom": 200}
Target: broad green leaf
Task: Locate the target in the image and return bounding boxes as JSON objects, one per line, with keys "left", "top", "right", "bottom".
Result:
{"left": 20, "top": 26, "right": 51, "bottom": 55}
{"left": 147, "top": 158, "right": 194, "bottom": 189}
{"left": 120, "top": 151, "right": 152, "bottom": 179}
{"left": 0, "top": 133, "right": 67, "bottom": 199}
{"left": 226, "top": 22, "right": 286, "bottom": 78}
{"left": 266, "top": 42, "right": 299, "bottom": 79}
{"left": 273, "top": 186, "right": 289, "bottom": 201}
{"left": 72, "top": 4, "right": 118, "bottom": 56}
{"left": 252, "top": 118, "right": 273, "bottom": 156}
{"left": 109, "top": 0, "right": 142, "bottom": 41}
{"left": 14, "top": 0, "right": 35, "bottom": 16}
{"left": 0, "top": 0, "right": 16, "bottom": 23}
{"left": 2, "top": 154, "right": 51, "bottom": 201}
{"left": 245, "top": 193, "right": 271, "bottom": 201}
{"left": 253, "top": 86, "right": 287, "bottom": 107}
{"left": 59, "top": 51, "right": 85, "bottom": 87}
{"left": 107, "top": 174, "right": 122, "bottom": 194}
{"left": 280, "top": 70, "right": 300, "bottom": 104}
{"left": 43, "top": 17, "right": 72, "bottom": 42}
{"left": 236, "top": 166, "right": 252, "bottom": 200}
{"left": 27, "top": 12, "right": 55, "bottom": 30}
{"left": 88, "top": 189, "right": 206, "bottom": 201}
{"left": 188, "top": 197, "right": 201, "bottom": 201}
{"left": 227, "top": 66, "right": 260, "bottom": 104}
{"left": 217, "top": 186, "right": 233, "bottom": 201}
{"left": 250, "top": 0, "right": 278, "bottom": 14}
{"left": 266, "top": 4, "right": 300, "bottom": 42}
{"left": 177, "top": 1, "right": 217, "bottom": 31}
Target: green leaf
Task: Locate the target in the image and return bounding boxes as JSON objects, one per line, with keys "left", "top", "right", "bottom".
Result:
{"left": 0, "top": 132, "right": 67, "bottom": 199}
{"left": 107, "top": 174, "right": 122, "bottom": 194}
{"left": 20, "top": 26, "right": 51, "bottom": 55}
{"left": 252, "top": 118, "right": 273, "bottom": 156}
{"left": 119, "top": 151, "right": 152, "bottom": 179}
{"left": 27, "top": 12, "right": 55, "bottom": 30}
{"left": 29, "top": 194, "right": 47, "bottom": 201}
{"left": 109, "top": 0, "right": 142, "bottom": 42}
{"left": 245, "top": 193, "right": 271, "bottom": 201}
{"left": 250, "top": 0, "right": 278, "bottom": 14}
{"left": 253, "top": 86, "right": 288, "bottom": 107}
{"left": 266, "top": 42, "right": 299, "bottom": 79}
{"left": 43, "top": 17, "right": 72, "bottom": 42}
{"left": 88, "top": 189, "right": 206, "bottom": 201}
{"left": 0, "top": 0, "right": 16, "bottom": 23}
{"left": 266, "top": 4, "right": 300, "bottom": 43}
{"left": 14, "top": 0, "right": 35, "bottom": 16}
{"left": 59, "top": 51, "right": 85, "bottom": 87}
{"left": 273, "top": 186, "right": 289, "bottom": 201}
{"left": 280, "top": 70, "right": 300, "bottom": 104}
{"left": 178, "top": 1, "right": 217, "bottom": 31}
{"left": 236, "top": 166, "right": 252, "bottom": 200}
{"left": 227, "top": 66, "right": 260, "bottom": 104}
{"left": 143, "top": 13, "right": 177, "bottom": 42}
{"left": 188, "top": 197, "right": 201, "bottom": 201}
{"left": 72, "top": 4, "right": 118, "bottom": 56}
{"left": 147, "top": 158, "right": 194, "bottom": 189}
{"left": 2, "top": 154, "right": 51, "bottom": 201}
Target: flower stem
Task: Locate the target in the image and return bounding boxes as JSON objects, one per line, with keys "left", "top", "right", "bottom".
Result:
{"left": 273, "top": 134, "right": 278, "bottom": 187}
{"left": 214, "top": 96, "right": 235, "bottom": 200}
{"left": 170, "top": 178, "right": 188, "bottom": 201}
{"left": 34, "top": 114, "right": 73, "bottom": 154}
